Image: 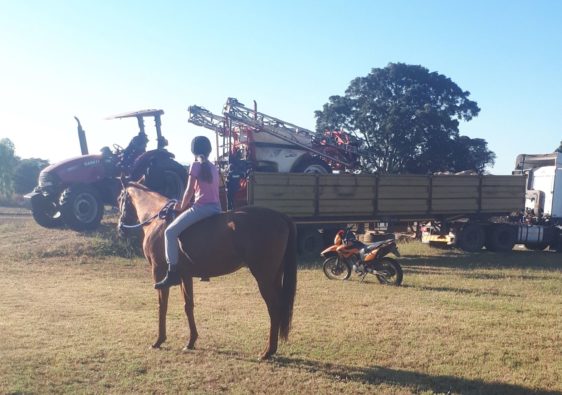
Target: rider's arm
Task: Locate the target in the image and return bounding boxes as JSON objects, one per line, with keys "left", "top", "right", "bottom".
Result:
{"left": 177, "top": 175, "right": 196, "bottom": 212}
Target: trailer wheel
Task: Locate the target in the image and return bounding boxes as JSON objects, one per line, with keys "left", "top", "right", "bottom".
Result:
{"left": 485, "top": 224, "right": 516, "bottom": 252}
{"left": 297, "top": 226, "right": 324, "bottom": 258}
{"left": 457, "top": 223, "right": 485, "bottom": 252}
{"left": 322, "top": 227, "right": 342, "bottom": 247}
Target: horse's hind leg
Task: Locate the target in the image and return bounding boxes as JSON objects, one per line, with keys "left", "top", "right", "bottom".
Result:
{"left": 152, "top": 288, "right": 169, "bottom": 348}
{"left": 181, "top": 276, "right": 198, "bottom": 351}
{"left": 255, "top": 273, "right": 283, "bottom": 360}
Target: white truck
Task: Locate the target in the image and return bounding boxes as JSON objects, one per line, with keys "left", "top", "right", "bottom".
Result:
{"left": 511, "top": 152, "right": 562, "bottom": 250}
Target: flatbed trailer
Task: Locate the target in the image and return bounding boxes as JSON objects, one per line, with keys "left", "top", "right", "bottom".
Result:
{"left": 248, "top": 172, "right": 525, "bottom": 223}
{"left": 245, "top": 172, "right": 561, "bottom": 256}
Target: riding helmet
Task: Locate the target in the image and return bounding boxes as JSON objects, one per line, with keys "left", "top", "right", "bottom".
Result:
{"left": 191, "top": 136, "right": 212, "bottom": 156}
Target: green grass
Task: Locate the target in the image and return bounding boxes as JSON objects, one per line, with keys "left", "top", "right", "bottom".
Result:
{"left": 0, "top": 214, "right": 561, "bottom": 394}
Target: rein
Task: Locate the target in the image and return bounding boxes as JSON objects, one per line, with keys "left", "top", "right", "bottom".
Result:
{"left": 119, "top": 198, "right": 178, "bottom": 230}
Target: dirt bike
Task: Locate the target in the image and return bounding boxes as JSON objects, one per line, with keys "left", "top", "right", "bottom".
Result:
{"left": 320, "top": 227, "right": 403, "bottom": 285}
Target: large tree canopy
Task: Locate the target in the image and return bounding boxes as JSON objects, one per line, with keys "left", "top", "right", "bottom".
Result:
{"left": 315, "top": 63, "right": 495, "bottom": 174}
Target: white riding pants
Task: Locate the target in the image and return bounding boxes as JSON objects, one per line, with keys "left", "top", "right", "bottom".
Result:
{"left": 165, "top": 202, "right": 222, "bottom": 268}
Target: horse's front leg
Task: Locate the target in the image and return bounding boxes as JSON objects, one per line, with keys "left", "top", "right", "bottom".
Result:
{"left": 152, "top": 288, "right": 169, "bottom": 348}
{"left": 181, "top": 275, "right": 198, "bottom": 351}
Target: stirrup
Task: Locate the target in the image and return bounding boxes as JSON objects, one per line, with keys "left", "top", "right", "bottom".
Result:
{"left": 154, "top": 270, "right": 182, "bottom": 289}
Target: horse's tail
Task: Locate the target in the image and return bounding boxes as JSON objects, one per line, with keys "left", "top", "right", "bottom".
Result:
{"left": 279, "top": 215, "right": 297, "bottom": 341}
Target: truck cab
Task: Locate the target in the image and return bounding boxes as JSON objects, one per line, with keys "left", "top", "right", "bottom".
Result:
{"left": 514, "top": 152, "right": 562, "bottom": 223}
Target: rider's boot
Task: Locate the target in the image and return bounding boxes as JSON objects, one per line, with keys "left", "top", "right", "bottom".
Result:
{"left": 154, "top": 268, "right": 182, "bottom": 289}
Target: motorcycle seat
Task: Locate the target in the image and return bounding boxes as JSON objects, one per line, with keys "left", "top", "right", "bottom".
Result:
{"left": 362, "top": 238, "right": 393, "bottom": 253}
{"left": 348, "top": 239, "right": 366, "bottom": 249}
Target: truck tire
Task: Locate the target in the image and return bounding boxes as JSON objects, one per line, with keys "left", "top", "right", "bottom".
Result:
{"left": 457, "top": 223, "right": 486, "bottom": 252}
{"left": 31, "top": 195, "right": 64, "bottom": 229}
{"left": 485, "top": 224, "right": 516, "bottom": 252}
{"left": 524, "top": 242, "right": 549, "bottom": 251}
{"left": 60, "top": 184, "right": 104, "bottom": 231}
{"left": 293, "top": 158, "right": 332, "bottom": 174}
{"left": 297, "top": 226, "right": 324, "bottom": 258}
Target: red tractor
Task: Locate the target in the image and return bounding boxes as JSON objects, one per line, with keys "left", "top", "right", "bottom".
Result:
{"left": 25, "top": 109, "right": 187, "bottom": 231}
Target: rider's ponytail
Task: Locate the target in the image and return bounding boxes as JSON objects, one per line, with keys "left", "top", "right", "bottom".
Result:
{"left": 198, "top": 155, "right": 213, "bottom": 183}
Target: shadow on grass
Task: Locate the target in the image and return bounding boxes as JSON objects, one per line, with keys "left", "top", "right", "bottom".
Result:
{"left": 400, "top": 283, "right": 521, "bottom": 298}
{"left": 402, "top": 249, "right": 562, "bottom": 272}
{"left": 404, "top": 266, "right": 553, "bottom": 281}
{"left": 270, "top": 355, "right": 561, "bottom": 395}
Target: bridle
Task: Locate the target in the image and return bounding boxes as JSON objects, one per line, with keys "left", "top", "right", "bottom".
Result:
{"left": 118, "top": 189, "right": 177, "bottom": 232}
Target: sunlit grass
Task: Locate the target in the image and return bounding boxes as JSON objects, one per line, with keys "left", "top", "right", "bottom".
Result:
{"left": 1, "top": 215, "right": 561, "bottom": 394}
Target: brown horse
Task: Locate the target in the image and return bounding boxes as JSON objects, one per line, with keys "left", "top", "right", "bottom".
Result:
{"left": 117, "top": 182, "right": 297, "bottom": 360}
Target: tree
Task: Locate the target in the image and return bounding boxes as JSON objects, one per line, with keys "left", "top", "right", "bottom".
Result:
{"left": 556, "top": 141, "right": 562, "bottom": 153}
{"left": 315, "top": 63, "right": 495, "bottom": 174}
{"left": 0, "top": 138, "right": 18, "bottom": 197}
{"left": 405, "top": 136, "right": 495, "bottom": 174}
{"left": 13, "top": 158, "right": 49, "bottom": 194}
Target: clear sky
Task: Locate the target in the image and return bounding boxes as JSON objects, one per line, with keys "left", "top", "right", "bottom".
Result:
{"left": 1, "top": 0, "right": 560, "bottom": 174}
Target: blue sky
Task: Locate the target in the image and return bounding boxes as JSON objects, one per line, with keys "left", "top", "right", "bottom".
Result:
{"left": 1, "top": 0, "right": 560, "bottom": 173}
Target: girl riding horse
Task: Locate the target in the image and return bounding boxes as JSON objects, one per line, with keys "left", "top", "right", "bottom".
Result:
{"left": 155, "top": 136, "right": 221, "bottom": 289}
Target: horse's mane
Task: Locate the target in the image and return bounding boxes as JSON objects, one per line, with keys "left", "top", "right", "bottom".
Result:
{"left": 126, "top": 181, "right": 168, "bottom": 202}
{"left": 127, "top": 181, "right": 153, "bottom": 192}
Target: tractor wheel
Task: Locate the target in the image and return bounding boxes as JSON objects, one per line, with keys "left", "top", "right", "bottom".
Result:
{"left": 146, "top": 160, "right": 186, "bottom": 200}
{"left": 60, "top": 184, "right": 104, "bottom": 231}
{"left": 30, "top": 195, "right": 64, "bottom": 229}
{"left": 293, "top": 157, "right": 332, "bottom": 174}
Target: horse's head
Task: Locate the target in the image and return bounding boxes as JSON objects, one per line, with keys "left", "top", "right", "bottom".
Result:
{"left": 117, "top": 186, "right": 138, "bottom": 238}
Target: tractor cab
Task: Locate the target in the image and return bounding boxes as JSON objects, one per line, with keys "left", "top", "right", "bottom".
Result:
{"left": 107, "top": 109, "right": 169, "bottom": 150}
{"left": 103, "top": 109, "right": 169, "bottom": 173}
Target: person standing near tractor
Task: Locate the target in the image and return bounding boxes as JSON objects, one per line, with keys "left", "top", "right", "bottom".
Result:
{"left": 155, "top": 136, "right": 221, "bottom": 289}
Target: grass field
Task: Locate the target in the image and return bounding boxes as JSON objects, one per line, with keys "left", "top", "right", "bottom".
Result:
{"left": 1, "top": 213, "right": 561, "bottom": 394}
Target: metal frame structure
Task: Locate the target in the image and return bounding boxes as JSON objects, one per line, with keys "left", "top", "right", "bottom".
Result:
{"left": 188, "top": 98, "right": 363, "bottom": 172}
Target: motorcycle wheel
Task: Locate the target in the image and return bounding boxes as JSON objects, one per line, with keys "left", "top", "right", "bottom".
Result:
{"left": 322, "top": 256, "right": 351, "bottom": 280}
{"left": 374, "top": 257, "right": 403, "bottom": 286}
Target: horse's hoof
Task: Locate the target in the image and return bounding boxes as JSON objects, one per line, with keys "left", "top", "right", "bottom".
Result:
{"left": 182, "top": 345, "right": 195, "bottom": 352}
{"left": 259, "top": 352, "right": 273, "bottom": 361}
{"left": 151, "top": 338, "right": 166, "bottom": 349}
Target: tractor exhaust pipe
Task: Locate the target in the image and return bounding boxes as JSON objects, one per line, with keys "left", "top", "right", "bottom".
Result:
{"left": 74, "top": 116, "right": 89, "bottom": 155}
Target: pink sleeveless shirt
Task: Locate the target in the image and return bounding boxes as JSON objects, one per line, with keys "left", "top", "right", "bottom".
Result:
{"left": 189, "top": 161, "right": 220, "bottom": 206}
